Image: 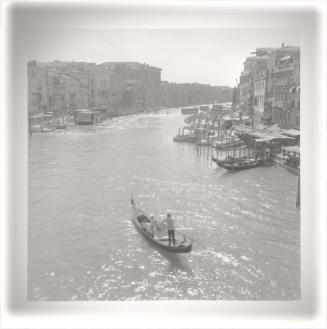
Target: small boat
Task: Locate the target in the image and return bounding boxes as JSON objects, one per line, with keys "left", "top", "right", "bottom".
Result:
{"left": 173, "top": 134, "right": 197, "bottom": 143}
{"left": 199, "top": 105, "right": 210, "bottom": 112}
{"left": 130, "top": 196, "right": 192, "bottom": 253}
{"left": 196, "top": 138, "right": 211, "bottom": 146}
{"left": 217, "top": 158, "right": 260, "bottom": 171}
{"left": 56, "top": 123, "right": 67, "bottom": 129}
{"left": 181, "top": 107, "right": 198, "bottom": 115}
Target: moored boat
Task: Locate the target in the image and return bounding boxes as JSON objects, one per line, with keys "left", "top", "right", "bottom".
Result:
{"left": 181, "top": 107, "right": 198, "bottom": 115}
{"left": 173, "top": 133, "right": 197, "bottom": 143}
{"left": 130, "top": 197, "right": 192, "bottom": 253}
{"left": 196, "top": 138, "right": 211, "bottom": 146}
{"left": 211, "top": 156, "right": 235, "bottom": 166}
{"left": 217, "top": 158, "right": 260, "bottom": 171}
{"left": 212, "top": 139, "right": 244, "bottom": 150}
{"left": 56, "top": 123, "right": 67, "bottom": 129}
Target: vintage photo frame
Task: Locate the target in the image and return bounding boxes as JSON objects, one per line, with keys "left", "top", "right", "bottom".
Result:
{"left": 1, "top": 1, "right": 326, "bottom": 328}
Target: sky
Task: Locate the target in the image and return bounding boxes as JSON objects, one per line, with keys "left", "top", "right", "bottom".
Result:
{"left": 28, "top": 28, "right": 300, "bottom": 87}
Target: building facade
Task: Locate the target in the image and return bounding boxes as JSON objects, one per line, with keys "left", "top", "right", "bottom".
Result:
{"left": 28, "top": 61, "right": 49, "bottom": 113}
{"left": 100, "top": 62, "right": 162, "bottom": 112}
{"left": 237, "top": 44, "right": 300, "bottom": 129}
{"left": 28, "top": 60, "right": 162, "bottom": 115}
{"left": 271, "top": 49, "right": 300, "bottom": 129}
{"left": 28, "top": 60, "right": 234, "bottom": 116}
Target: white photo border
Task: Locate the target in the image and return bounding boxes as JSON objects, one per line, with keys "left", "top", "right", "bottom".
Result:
{"left": 1, "top": 1, "right": 326, "bottom": 328}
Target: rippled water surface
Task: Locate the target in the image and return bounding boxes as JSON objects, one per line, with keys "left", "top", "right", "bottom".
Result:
{"left": 28, "top": 109, "right": 300, "bottom": 300}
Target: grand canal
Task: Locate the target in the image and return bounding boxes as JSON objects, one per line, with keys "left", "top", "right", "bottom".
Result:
{"left": 28, "top": 108, "right": 300, "bottom": 300}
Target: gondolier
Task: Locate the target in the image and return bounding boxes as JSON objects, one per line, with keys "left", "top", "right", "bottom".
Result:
{"left": 161, "top": 213, "right": 176, "bottom": 246}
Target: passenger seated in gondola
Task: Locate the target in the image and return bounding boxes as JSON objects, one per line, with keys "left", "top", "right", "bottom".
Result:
{"left": 143, "top": 221, "right": 154, "bottom": 237}
{"left": 136, "top": 214, "right": 150, "bottom": 224}
{"left": 137, "top": 214, "right": 154, "bottom": 236}
{"left": 148, "top": 215, "right": 155, "bottom": 237}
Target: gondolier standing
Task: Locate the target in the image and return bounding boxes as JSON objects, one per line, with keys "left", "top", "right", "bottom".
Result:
{"left": 161, "top": 213, "right": 176, "bottom": 246}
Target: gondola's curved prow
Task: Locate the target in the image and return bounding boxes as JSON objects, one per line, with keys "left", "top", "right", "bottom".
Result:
{"left": 130, "top": 194, "right": 192, "bottom": 253}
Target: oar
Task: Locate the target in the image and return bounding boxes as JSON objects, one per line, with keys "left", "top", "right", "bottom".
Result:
{"left": 176, "top": 231, "right": 206, "bottom": 248}
{"left": 175, "top": 213, "right": 207, "bottom": 247}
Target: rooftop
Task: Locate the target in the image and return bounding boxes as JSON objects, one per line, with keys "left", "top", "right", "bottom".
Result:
{"left": 100, "top": 61, "right": 161, "bottom": 71}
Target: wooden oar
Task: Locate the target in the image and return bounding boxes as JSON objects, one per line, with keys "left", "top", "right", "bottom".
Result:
{"left": 176, "top": 231, "right": 206, "bottom": 248}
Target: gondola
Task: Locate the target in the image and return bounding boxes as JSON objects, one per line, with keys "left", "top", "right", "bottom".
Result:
{"left": 130, "top": 196, "right": 192, "bottom": 253}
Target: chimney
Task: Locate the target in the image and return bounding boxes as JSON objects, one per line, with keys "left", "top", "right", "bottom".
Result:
{"left": 281, "top": 43, "right": 285, "bottom": 48}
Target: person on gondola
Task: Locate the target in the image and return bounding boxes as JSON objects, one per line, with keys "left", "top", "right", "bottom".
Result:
{"left": 161, "top": 213, "right": 176, "bottom": 246}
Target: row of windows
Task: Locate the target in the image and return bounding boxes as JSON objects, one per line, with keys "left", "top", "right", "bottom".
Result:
{"left": 272, "top": 70, "right": 293, "bottom": 81}
{"left": 255, "top": 80, "right": 265, "bottom": 92}
{"left": 53, "top": 86, "right": 64, "bottom": 96}
{"left": 258, "top": 96, "right": 264, "bottom": 109}
{"left": 275, "top": 92, "right": 291, "bottom": 102}
{"left": 98, "top": 89, "right": 110, "bottom": 97}
{"left": 274, "top": 109, "right": 289, "bottom": 122}
{"left": 29, "top": 79, "right": 46, "bottom": 90}
{"left": 273, "top": 108, "right": 300, "bottom": 126}
{"left": 29, "top": 93, "right": 42, "bottom": 105}
{"left": 240, "top": 90, "right": 249, "bottom": 97}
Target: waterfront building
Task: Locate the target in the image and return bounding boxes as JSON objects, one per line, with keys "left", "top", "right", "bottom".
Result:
{"left": 108, "top": 71, "right": 124, "bottom": 115}
{"left": 120, "top": 80, "right": 145, "bottom": 114}
{"left": 61, "top": 73, "right": 79, "bottom": 110}
{"left": 232, "top": 85, "right": 240, "bottom": 110}
{"left": 88, "top": 68, "right": 111, "bottom": 110}
{"left": 253, "top": 61, "right": 268, "bottom": 125}
{"left": 239, "top": 57, "right": 256, "bottom": 119}
{"left": 28, "top": 61, "right": 49, "bottom": 113}
{"left": 100, "top": 62, "right": 162, "bottom": 111}
{"left": 69, "top": 69, "right": 89, "bottom": 109}
{"left": 237, "top": 44, "right": 300, "bottom": 130}
{"left": 28, "top": 59, "right": 233, "bottom": 116}
{"left": 271, "top": 48, "right": 300, "bottom": 129}
{"left": 47, "top": 70, "right": 66, "bottom": 112}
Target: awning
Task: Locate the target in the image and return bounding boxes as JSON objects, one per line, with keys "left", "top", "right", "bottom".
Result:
{"left": 280, "top": 55, "right": 292, "bottom": 61}
{"left": 254, "top": 138, "right": 271, "bottom": 143}
{"left": 282, "top": 129, "right": 300, "bottom": 138}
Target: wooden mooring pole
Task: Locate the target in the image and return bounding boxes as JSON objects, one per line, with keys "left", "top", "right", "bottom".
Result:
{"left": 296, "top": 172, "right": 300, "bottom": 208}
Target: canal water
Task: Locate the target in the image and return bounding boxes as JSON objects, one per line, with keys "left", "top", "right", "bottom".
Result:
{"left": 28, "top": 108, "right": 300, "bottom": 301}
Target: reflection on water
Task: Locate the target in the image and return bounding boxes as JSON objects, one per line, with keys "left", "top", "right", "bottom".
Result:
{"left": 28, "top": 108, "right": 300, "bottom": 300}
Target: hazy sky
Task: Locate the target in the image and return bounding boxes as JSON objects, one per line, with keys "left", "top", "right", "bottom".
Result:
{"left": 28, "top": 28, "right": 300, "bottom": 87}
